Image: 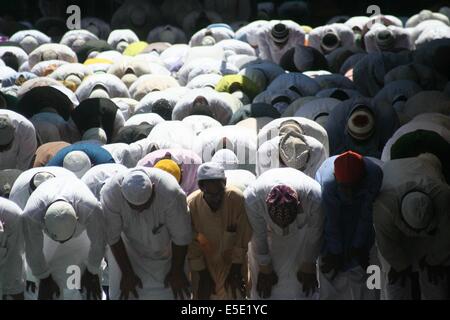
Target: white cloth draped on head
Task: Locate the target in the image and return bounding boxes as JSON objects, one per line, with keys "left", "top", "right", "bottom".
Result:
{"left": 172, "top": 88, "right": 238, "bottom": 125}
{"left": 255, "top": 20, "right": 306, "bottom": 64}
{"left": 193, "top": 125, "right": 257, "bottom": 167}
{"left": 258, "top": 116, "right": 329, "bottom": 154}
{"left": 381, "top": 113, "right": 450, "bottom": 162}
{"left": 401, "top": 91, "right": 450, "bottom": 123}
{"left": 107, "top": 29, "right": 139, "bottom": 52}
{"left": 176, "top": 57, "right": 239, "bottom": 86}
{"left": 60, "top": 29, "right": 99, "bottom": 52}
{"left": 75, "top": 73, "right": 130, "bottom": 101}
{"left": 128, "top": 74, "right": 179, "bottom": 101}
{"left": 10, "top": 30, "right": 51, "bottom": 53}
{"left": 148, "top": 120, "right": 196, "bottom": 150}
{"left": 181, "top": 115, "right": 222, "bottom": 135}
{"left": 133, "top": 88, "right": 186, "bottom": 119}
{"left": 28, "top": 44, "right": 77, "bottom": 69}
{"left": 308, "top": 23, "right": 355, "bottom": 54}
{"left": 0, "top": 46, "right": 29, "bottom": 67}
{"left": 364, "top": 23, "right": 414, "bottom": 53}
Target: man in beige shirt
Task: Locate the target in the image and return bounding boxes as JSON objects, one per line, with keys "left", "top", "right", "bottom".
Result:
{"left": 188, "top": 162, "right": 252, "bottom": 300}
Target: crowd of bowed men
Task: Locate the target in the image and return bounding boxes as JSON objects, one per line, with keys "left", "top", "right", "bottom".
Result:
{"left": 0, "top": 0, "right": 450, "bottom": 301}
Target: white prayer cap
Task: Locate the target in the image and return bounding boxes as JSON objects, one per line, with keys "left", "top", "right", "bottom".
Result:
{"left": 30, "top": 171, "right": 56, "bottom": 192}
{"left": 82, "top": 127, "right": 108, "bottom": 145}
{"left": 401, "top": 191, "right": 433, "bottom": 230}
{"left": 197, "top": 162, "right": 226, "bottom": 181}
{"left": 279, "top": 134, "right": 310, "bottom": 171}
{"left": 201, "top": 36, "right": 216, "bottom": 46}
{"left": 347, "top": 106, "right": 375, "bottom": 140}
{"left": 211, "top": 149, "right": 239, "bottom": 170}
{"left": 44, "top": 201, "right": 78, "bottom": 242}
{"left": 121, "top": 170, "right": 153, "bottom": 206}
{"left": 63, "top": 151, "right": 92, "bottom": 178}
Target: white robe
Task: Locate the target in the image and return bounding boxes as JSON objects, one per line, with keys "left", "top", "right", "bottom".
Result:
{"left": 381, "top": 113, "right": 450, "bottom": 162}
{"left": 23, "top": 177, "right": 105, "bottom": 299}
{"left": 256, "top": 135, "right": 328, "bottom": 177}
{"left": 258, "top": 117, "right": 330, "bottom": 155}
{"left": 101, "top": 168, "right": 192, "bottom": 300}
{"left": 374, "top": 156, "right": 450, "bottom": 300}
{"left": 81, "top": 163, "right": 128, "bottom": 200}
{"left": 0, "top": 110, "right": 37, "bottom": 171}
{"left": 256, "top": 20, "right": 306, "bottom": 64}
{"left": 244, "top": 168, "right": 323, "bottom": 300}
{"left": 0, "top": 198, "right": 25, "bottom": 299}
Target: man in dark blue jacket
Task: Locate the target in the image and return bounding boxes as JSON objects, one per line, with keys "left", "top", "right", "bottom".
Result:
{"left": 315, "top": 150, "right": 383, "bottom": 299}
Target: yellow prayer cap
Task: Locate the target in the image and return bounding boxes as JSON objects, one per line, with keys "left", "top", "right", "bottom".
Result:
{"left": 83, "top": 58, "right": 113, "bottom": 65}
{"left": 154, "top": 159, "right": 181, "bottom": 183}
{"left": 123, "top": 41, "right": 148, "bottom": 57}
{"left": 301, "top": 25, "right": 313, "bottom": 34}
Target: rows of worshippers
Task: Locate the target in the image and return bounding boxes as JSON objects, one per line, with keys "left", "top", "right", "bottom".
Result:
{"left": 1, "top": 9, "right": 450, "bottom": 301}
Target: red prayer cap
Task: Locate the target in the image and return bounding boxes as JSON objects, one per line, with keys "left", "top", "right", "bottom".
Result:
{"left": 333, "top": 150, "right": 365, "bottom": 185}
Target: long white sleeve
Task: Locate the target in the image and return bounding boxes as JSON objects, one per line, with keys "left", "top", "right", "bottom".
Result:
{"left": 164, "top": 190, "right": 192, "bottom": 246}
{"left": 298, "top": 190, "right": 324, "bottom": 269}
{"left": 426, "top": 185, "right": 450, "bottom": 266}
{"left": 100, "top": 184, "right": 124, "bottom": 246}
{"left": 1, "top": 215, "right": 25, "bottom": 295}
{"left": 17, "top": 121, "right": 37, "bottom": 170}
{"left": 373, "top": 194, "right": 411, "bottom": 271}
{"left": 244, "top": 188, "right": 272, "bottom": 268}
{"left": 84, "top": 204, "right": 107, "bottom": 275}
{"left": 23, "top": 215, "right": 50, "bottom": 280}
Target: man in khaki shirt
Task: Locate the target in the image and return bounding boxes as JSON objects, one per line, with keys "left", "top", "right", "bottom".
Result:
{"left": 188, "top": 162, "right": 252, "bottom": 300}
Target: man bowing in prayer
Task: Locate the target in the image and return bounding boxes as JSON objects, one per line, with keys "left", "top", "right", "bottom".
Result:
{"left": 101, "top": 167, "right": 192, "bottom": 300}
{"left": 244, "top": 167, "right": 323, "bottom": 300}
{"left": 187, "top": 162, "right": 252, "bottom": 299}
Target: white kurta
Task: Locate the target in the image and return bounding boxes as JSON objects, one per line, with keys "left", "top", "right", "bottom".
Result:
{"left": 182, "top": 115, "right": 223, "bottom": 136}
{"left": 193, "top": 125, "right": 257, "bottom": 171}
{"left": 244, "top": 168, "right": 323, "bottom": 300}
{"left": 0, "top": 110, "right": 37, "bottom": 171}
{"left": 258, "top": 117, "right": 330, "bottom": 154}
{"left": 9, "top": 166, "right": 77, "bottom": 210}
{"left": 101, "top": 167, "right": 192, "bottom": 300}
{"left": 224, "top": 169, "right": 256, "bottom": 192}
{"left": 256, "top": 20, "right": 306, "bottom": 64}
{"left": 148, "top": 121, "right": 196, "bottom": 151}
{"left": 23, "top": 177, "right": 105, "bottom": 300}
{"left": 256, "top": 135, "right": 328, "bottom": 177}
{"left": 381, "top": 113, "right": 450, "bottom": 161}
{"left": 172, "top": 88, "right": 237, "bottom": 125}
{"left": 8, "top": 166, "right": 77, "bottom": 299}
{"left": 374, "top": 155, "right": 450, "bottom": 300}
{"left": 0, "top": 198, "right": 25, "bottom": 298}
{"left": 81, "top": 163, "right": 128, "bottom": 200}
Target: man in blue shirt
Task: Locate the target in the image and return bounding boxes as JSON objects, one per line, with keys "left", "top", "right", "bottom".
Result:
{"left": 315, "top": 150, "right": 383, "bottom": 299}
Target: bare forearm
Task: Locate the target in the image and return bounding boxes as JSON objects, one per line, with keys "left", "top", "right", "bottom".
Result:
{"left": 110, "top": 237, "right": 134, "bottom": 274}
{"left": 171, "top": 243, "right": 188, "bottom": 271}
